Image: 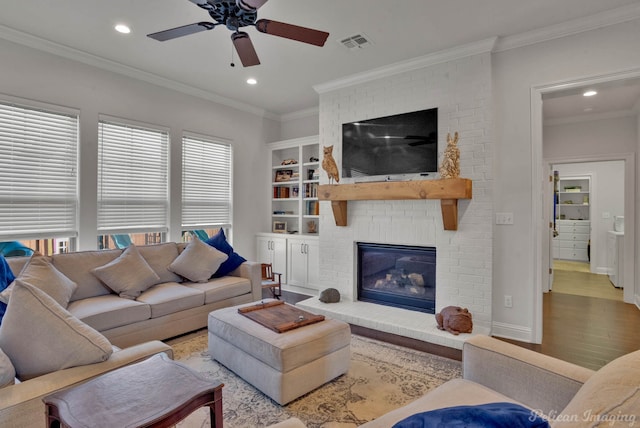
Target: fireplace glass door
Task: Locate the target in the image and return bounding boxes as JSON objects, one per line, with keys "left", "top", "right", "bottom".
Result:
{"left": 357, "top": 242, "right": 435, "bottom": 314}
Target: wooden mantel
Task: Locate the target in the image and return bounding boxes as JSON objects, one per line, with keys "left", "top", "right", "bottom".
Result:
{"left": 318, "top": 178, "right": 472, "bottom": 231}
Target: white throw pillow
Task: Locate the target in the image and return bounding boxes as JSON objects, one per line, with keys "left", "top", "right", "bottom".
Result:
{"left": 168, "top": 238, "right": 228, "bottom": 283}
{"left": 0, "top": 347, "right": 15, "bottom": 388}
{"left": 0, "top": 256, "right": 77, "bottom": 308}
{"left": 0, "top": 279, "right": 113, "bottom": 380}
{"left": 92, "top": 244, "right": 161, "bottom": 300}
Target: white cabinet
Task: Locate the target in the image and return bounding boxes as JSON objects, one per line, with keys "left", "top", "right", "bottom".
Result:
{"left": 286, "top": 236, "right": 320, "bottom": 292}
{"left": 553, "top": 220, "right": 590, "bottom": 262}
{"left": 256, "top": 234, "right": 287, "bottom": 284}
{"left": 269, "top": 136, "right": 320, "bottom": 236}
{"left": 607, "top": 231, "right": 624, "bottom": 288}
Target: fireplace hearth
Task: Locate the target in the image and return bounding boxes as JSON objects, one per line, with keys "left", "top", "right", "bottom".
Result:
{"left": 357, "top": 242, "right": 435, "bottom": 314}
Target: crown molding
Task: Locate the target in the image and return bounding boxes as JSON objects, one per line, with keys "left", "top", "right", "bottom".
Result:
{"left": 280, "top": 106, "right": 319, "bottom": 122}
{"left": 494, "top": 3, "right": 640, "bottom": 52}
{"left": 314, "top": 37, "right": 498, "bottom": 94}
{"left": 0, "top": 24, "right": 268, "bottom": 118}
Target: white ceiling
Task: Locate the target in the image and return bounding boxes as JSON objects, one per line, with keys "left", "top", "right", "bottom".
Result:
{"left": 1, "top": 0, "right": 640, "bottom": 118}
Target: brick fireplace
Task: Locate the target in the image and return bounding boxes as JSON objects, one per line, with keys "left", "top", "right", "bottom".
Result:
{"left": 298, "top": 47, "right": 494, "bottom": 349}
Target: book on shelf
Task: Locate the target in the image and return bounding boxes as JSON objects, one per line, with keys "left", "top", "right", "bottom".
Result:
{"left": 306, "top": 200, "right": 319, "bottom": 216}
{"left": 304, "top": 183, "right": 318, "bottom": 198}
{"left": 273, "top": 187, "right": 291, "bottom": 198}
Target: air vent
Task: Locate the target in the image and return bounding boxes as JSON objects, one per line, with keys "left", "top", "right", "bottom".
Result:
{"left": 339, "top": 33, "right": 372, "bottom": 50}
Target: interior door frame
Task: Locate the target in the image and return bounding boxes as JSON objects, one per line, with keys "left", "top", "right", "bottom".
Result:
{"left": 531, "top": 68, "right": 639, "bottom": 343}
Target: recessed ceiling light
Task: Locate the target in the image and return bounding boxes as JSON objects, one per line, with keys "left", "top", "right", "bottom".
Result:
{"left": 583, "top": 90, "right": 597, "bottom": 97}
{"left": 115, "top": 24, "right": 131, "bottom": 34}
{"left": 247, "top": 78, "right": 257, "bottom": 85}
{"left": 583, "top": 107, "right": 594, "bottom": 112}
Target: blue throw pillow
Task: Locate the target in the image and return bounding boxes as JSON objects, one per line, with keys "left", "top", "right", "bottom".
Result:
{"left": 205, "top": 229, "right": 246, "bottom": 278}
{"left": 392, "top": 402, "right": 550, "bottom": 428}
{"left": 0, "top": 255, "right": 16, "bottom": 325}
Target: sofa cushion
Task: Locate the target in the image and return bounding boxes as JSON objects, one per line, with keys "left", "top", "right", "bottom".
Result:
{"left": 67, "top": 294, "right": 151, "bottom": 332}
{"left": 392, "top": 402, "right": 549, "bottom": 428}
{"left": 137, "top": 242, "right": 183, "bottom": 283}
{"left": 53, "top": 249, "right": 122, "bottom": 301}
{"left": 0, "top": 255, "right": 16, "bottom": 325}
{"left": 1, "top": 256, "right": 77, "bottom": 308}
{"left": 92, "top": 244, "right": 161, "bottom": 300}
{"left": 0, "top": 347, "right": 15, "bottom": 388}
{"left": 185, "top": 276, "right": 252, "bottom": 304}
{"left": 553, "top": 349, "right": 640, "bottom": 427}
{"left": 136, "top": 282, "right": 204, "bottom": 318}
{"left": 0, "top": 280, "right": 112, "bottom": 380}
{"left": 205, "top": 229, "right": 247, "bottom": 277}
{"left": 169, "top": 238, "right": 228, "bottom": 283}
{"left": 358, "top": 379, "right": 525, "bottom": 428}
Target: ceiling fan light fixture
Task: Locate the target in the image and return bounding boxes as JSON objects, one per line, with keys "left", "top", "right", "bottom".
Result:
{"left": 115, "top": 24, "right": 131, "bottom": 34}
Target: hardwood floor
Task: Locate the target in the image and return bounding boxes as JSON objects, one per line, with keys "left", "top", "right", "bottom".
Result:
{"left": 505, "top": 291, "right": 640, "bottom": 370}
{"left": 270, "top": 288, "right": 640, "bottom": 370}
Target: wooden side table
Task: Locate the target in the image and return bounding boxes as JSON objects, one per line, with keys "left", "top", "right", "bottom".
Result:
{"left": 43, "top": 353, "right": 223, "bottom": 428}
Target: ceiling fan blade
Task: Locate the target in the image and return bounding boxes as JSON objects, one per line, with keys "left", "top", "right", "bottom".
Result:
{"left": 232, "top": 32, "right": 260, "bottom": 67}
{"left": 255, "top": 19, "right": 329, "bottom": 47}
{"left": 237, "top": 0, "right": 269, "bottom": 10}
{"left": 147, "top": 22, "right": 216, "bottom": 41}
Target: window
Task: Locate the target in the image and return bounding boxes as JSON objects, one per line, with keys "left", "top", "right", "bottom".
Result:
{"left": 97, "top": 119, "right": 169, "bottom": 243}
{"left": 0, "top": 99, "right": 78, "bottom": 250}
{"left": 181, "top": 134, "right": 232, "bottom": 236}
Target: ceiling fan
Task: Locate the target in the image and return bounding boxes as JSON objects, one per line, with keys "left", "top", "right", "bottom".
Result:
{"left": 147, "top": 0, "right": 330, "bottom": 67}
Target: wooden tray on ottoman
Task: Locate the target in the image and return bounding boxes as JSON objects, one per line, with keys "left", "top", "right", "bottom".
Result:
{"left": 238, "top": 300, "right": 325, "bottom": 333}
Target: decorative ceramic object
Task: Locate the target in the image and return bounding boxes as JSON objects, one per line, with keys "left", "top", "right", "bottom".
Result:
{"left": 319, "top": 288, "right": 340, "bottom": 303}
{"left": 321, "top": 145, "right": 339, "bottom": 184}
{"left": 439, "top": 132, "right": 460, "bottom": 179}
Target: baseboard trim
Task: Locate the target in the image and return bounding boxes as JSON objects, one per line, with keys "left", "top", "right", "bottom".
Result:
{"left": 491, "top": 321, "right": 534, "bottom": 343}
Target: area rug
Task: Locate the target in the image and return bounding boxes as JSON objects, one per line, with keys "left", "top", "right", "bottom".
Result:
{"left": 168, "top": 329, "right": 461, "bottom": 428}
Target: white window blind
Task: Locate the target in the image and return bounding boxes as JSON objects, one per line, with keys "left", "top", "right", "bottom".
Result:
{"left": 0, "top": 101, "right": 78, "bottom": 240}
{"left": 182, "top": 135, "right": 232, "bottom": 229}
{"left": 98, "top": 120, "right": 168, "bottom": 233}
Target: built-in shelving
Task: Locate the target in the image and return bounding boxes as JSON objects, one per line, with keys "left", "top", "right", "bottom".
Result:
{"left": 268, "top": 136, "right": 320, "bottom": 235}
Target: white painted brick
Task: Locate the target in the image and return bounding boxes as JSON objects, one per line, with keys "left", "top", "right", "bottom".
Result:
{"left": 318, "top": 52, "right": 492, "bottom": 323}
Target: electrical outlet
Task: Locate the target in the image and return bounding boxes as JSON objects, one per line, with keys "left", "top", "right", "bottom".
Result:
{"left": 504, "top": 295, "right": 513, "bottom": 308}
{"left": 496, "top": 212, "right": 514, "bottom": 225}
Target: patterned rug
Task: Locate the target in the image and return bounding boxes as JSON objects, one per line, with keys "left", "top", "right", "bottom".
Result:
{"left": 168, "top": 329, "right": 461, "bottom": 428}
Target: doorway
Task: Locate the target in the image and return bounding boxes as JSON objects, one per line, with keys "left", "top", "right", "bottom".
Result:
{"left": 547, "top": 160, "right": 625, "bottom": 302}
{"left": 531, "top": 69, "right": 640, "bottom": 343}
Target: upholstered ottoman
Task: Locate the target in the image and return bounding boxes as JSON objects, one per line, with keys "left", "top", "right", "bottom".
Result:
{"left": 208, "top": 301, "right": 351, "bottom": 405}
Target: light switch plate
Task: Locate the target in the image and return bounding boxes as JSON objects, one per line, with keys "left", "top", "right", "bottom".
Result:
{"left": 496, "top": 212, "right": 514, "bottom": 225}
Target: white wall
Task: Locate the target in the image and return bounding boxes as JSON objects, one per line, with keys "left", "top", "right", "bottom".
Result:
{"left": 317, "top": 53, "right": 494, "bottom": 329}
{"left": 279, "top": 113, "right": 319, "bottom": 141}
{"left": 544, "top": 115, "right": 637, "bottom": 159}
{"left": 0, "top": 38, "right": 279, "bottom": 259}
{"left": 551, "top": 161, "right": 625, "bottom": 273}
{"left": 492, "top": 19, "right": 640, "bottom": 341}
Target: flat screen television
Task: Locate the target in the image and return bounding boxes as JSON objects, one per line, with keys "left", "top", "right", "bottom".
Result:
{"left": 341, "top": 108, "right": 438, "bottom": 180}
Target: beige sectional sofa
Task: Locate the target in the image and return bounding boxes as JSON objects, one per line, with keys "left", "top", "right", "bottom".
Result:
{"left": 4, "top": 241, "right": 261, "bottom": 347}
{"left": 272, "top": 335, "right": 640, "bottom": 427}
{"left": 0, "top": 239, "right": 261, "bottom": 427}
